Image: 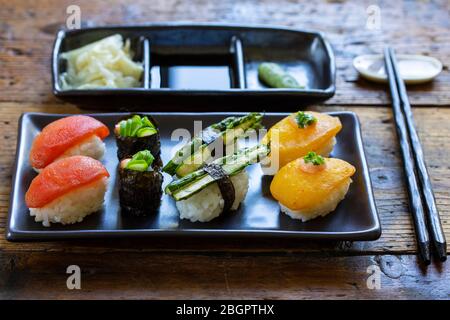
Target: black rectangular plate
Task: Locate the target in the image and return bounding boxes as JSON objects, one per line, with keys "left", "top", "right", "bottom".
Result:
{"left": 52, "top": 23, "right": 335, "bottom": 110}
{"left": 6, "top": 112, "right": 380, "bottom": 241}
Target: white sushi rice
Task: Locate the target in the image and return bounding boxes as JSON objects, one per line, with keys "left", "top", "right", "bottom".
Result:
{"left": 176, "top": 170, "right": 249, "bottom": 222}
{"left": 29, "top": 177, "right": 108, "bottom": 227}
{"left": 315, "top": 137, "right": 336, "bottom": 157}
{"left": 280, "top": 178, "right": 352, "bottom": 222}
{"left": 58, "top": 134, "right": 106, "bottom": 161}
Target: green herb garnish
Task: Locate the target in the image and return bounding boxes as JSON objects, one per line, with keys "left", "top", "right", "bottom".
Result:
{"left": 295, "top": 112, "right": 317, "bottom": 128}
{"left": 125, "top": 150, "right": 155, "bottom": 171}
{"left": 303, "top": 151, "right": 325, "bottom": 166}
{"left": 118, "top": 115, "right": 157, "bottom": 137}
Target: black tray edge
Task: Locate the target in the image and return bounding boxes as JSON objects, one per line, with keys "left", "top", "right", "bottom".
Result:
{"left": 6, "top": 112, "right": 26, "bottom": 242}
{"left": 6, "top": 111, "right": 380, "bottom": 242}
{"left": 351, "top": 111, "right": 382, "bottom": 240}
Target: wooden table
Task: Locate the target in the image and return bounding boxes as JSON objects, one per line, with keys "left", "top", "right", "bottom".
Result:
{"left": 1, "top": 0, "right": 449, "bottom": 299}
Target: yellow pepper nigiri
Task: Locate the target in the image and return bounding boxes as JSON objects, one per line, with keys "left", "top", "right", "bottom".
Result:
{"left": 270, "top": 152, "right": 355, "bottom": 221}
{"left": 262, "top": 111, "right": 342, "bottom": 170}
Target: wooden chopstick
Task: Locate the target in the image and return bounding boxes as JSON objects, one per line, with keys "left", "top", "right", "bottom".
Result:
{"left": 388, "top": 47, "right": 447, "bottom": 262}
{"left": 383, "top": 47, "right": 431, "bottom": 265}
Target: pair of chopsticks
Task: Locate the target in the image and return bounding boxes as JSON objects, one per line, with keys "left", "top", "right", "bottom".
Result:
{"left": 383, "top": 47, "right": 447, "bottom": 264}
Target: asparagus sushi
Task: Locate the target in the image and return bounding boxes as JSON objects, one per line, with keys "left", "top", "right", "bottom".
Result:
{"left": 262, "top": 111, "right": 342, "bottom": 172}
{"left": 29, "top": 115, "right": 109, "bottom": 171}
{"left": 166, "top": 144, "right": 269, "bottom": 222}
{"left": 163, "top": 112, "right": 263, "bottom": 177}
{"left": 115, "top": 114, "right": 161, "bottom": 164}
{"left": 270, "top": 152, "right": 355, "bottom": 221}
{"left": 25, "top": 156, "right": 110, "bottom": 226}
{"left": 118, "top": 150, "right": 163, "bottom": 216}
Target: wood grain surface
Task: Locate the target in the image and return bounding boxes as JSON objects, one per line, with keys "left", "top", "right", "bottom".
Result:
{"left": 0, "top": 0, "right": 449, "bottom": 106}
{"left": 1, "top": 252, "right": 448, "bottom": 299}
{"left": 0, "top": 0, "right": 449, "bottom": 299}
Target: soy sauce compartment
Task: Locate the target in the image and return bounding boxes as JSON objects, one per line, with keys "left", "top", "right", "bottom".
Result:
{"left": 53, "top": 30, "right": 149, "bottom": 91}
{"left": 150, "top": 52, "right": 235, "bottom": 90}
{"left": 147, "top": 36, "right": 245, "bottom": 90}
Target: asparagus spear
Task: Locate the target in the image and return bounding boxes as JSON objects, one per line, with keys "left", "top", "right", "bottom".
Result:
{"left": 166, "top": 144, "right": 270, "bottom": 201}
{"left": 162, "top": 137, "right": 203, "bottom": 176}
{"left": 163, "top": 112, "right": 263, "bottom": 176}
{"left": 176, "top": 113, "right": 264, "bottom": 177}
{"left": 165, "top": 152, "right": 238, "bottom": 195}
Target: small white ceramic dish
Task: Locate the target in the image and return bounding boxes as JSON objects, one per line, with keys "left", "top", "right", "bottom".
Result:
{"left": 353, "top": 54, "right": 442, "bottom": 84}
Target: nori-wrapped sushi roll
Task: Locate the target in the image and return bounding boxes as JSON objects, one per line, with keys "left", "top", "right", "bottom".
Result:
{"left": 115, "top": 114, "right": 161, "bottom": 164}
{"left": 119, "top": 150, "right": 163, "bottom": 216}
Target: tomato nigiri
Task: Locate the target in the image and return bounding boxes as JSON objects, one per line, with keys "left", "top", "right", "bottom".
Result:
{"left": 29, "top": 115, "right": 109, "bottom": 170}
{"left": 25, "top": 156, "right": 109, "bottom": 227}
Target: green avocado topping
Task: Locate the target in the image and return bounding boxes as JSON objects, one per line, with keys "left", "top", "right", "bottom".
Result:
{"left": 118, "top": 115, "right": 157, "bottom": 138}
{"left": 125, "top": 150, "right": 155, "bottom": 171}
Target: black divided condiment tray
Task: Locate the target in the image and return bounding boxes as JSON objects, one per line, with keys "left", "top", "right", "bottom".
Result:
{"left": 52, "top": 23, "right": 336, "bottom": 111}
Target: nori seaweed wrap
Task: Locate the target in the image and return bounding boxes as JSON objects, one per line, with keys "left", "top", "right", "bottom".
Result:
{"left": 118, "top": 150, "right": 163, "bottom": 216}
{"left": 114, "top": 114, "right": 161, "bottom": 164}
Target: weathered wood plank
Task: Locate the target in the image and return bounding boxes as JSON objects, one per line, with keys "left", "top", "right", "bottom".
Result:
{"left": 0, "top": 0, "right": 450, "bottom": 299}
{"left": 0, "top": 0, "right": 449, "bottom": 106}
{"left": 0, "top": 103, "right": 448, "bottom": 255}
{"left": 1, "top": 0, "right": 449, "bottom": 300}
{"left": 0, "top": 252, "right": 448, "bottom": 299}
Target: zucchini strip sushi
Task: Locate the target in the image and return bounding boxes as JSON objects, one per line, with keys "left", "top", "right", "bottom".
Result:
{"left": 119, "top": 150, "right": 163, "bottom": 216}
{"left": 163, "top": 112, "right": 263, "bottom": 177}
{"left": 262, "top": 111, "right": 342, "bottom": 172}
{"left": 166, "top": 144, "right": 269, "bottom": 222}
{"left": 25, "top": 156, "right": 109, "bottom": 227}
{"left": 115, "top": 114, "right": 161, "bottom": 163}
{"left": 270, "top": 152, "right": 355, "bottom": 222}
{"left": 29, "top": 115, "right": 109, "bottom": 171}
